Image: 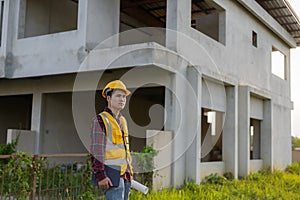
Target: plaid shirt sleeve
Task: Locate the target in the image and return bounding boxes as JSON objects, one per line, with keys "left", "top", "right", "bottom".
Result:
{"left": 90, "top": 116, "right": 107, "bottom": 182}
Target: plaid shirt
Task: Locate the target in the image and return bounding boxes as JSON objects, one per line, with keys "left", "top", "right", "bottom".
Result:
{"left": 90, "top": 107, "right": 132, "bottom": 182}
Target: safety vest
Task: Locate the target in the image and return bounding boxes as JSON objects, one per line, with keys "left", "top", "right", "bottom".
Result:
{"left": 99, "top": 111, "right": 133, "bottom": 175}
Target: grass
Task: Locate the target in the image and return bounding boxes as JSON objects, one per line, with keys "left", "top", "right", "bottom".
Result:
{"left": 130, "top": 163, "right": 300, "bottom": 200}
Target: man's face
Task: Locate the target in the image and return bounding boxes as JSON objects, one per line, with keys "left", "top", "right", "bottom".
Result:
{"left": 107, "top": 89, "right": 126, "bottom": 111}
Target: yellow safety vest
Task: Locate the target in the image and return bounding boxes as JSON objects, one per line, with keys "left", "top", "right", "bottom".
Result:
{"left": 99, "top": 111, "right": 133, "bottom": 175}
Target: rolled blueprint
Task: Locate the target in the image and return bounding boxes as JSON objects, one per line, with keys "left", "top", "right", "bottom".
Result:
{"left": 131, "top": 180, "right": 149, "bottom": 194}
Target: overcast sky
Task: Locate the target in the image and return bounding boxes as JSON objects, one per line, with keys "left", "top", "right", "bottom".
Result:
{"left": 288, "top": 0, "right": 300, "bottom": 137}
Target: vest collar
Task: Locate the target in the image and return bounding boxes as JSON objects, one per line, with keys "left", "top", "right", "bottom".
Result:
{"left": 104, "top": 107, "right": 121, "bottom": 121}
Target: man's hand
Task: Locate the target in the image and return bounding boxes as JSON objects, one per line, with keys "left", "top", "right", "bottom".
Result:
{"left": 98, "top": 177, "right": 113, "bottom": 189}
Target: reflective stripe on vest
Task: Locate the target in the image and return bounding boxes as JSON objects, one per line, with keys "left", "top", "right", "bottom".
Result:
{"left": 104, "top": 159, "right": 127, "bottom": 165}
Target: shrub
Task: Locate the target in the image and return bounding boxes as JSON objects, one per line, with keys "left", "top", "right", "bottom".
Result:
{"left": 223, "top": 172, "right": 234, "bottom": 180}
{"left": 202, "top": 173, "right": 227, "bottom": 185}
{"left": 131, "top": 145, "right": 158, "bottom": 187}
{"left": 286, "top": 162, "right": 300, "bottom": 175}
{"left": 130, "top": 169, "right": 300, "bottom": 199}
{"left": 0, "top": 135, "right": 19, "bottom": 165}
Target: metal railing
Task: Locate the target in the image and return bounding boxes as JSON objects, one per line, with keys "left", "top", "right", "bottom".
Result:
{"left": 0, "top": 153, "right": 104, "bottom": 200}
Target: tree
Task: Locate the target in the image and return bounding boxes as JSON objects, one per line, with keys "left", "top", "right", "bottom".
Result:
{"left": 292, "top": 136, "right": 300, "bottom": 150}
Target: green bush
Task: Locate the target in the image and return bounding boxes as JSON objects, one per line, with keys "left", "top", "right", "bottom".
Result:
{"left": 286, "top": 162, "right": 300, "bottom": 175}
{"left": 1, "top": 152, "right": 33, "bottom": 200}
{"left": 130, "top": 166, "right": 300, "bottom": 199}
{"left": 223, "top": 172, "right": 234, "bottom": 180}
{"left": 292, "top": 136, "right": 300, "bottom": 150}
{"left": 0, "top": 135, "right": 19, "bottom": 165}
{"left": 202, "top": 173, "right": 227, "bottom": 185}
{"left": 131, "top": 145, "right": 158, "bottom": 187}
{"left": 0, "top": 153, "right": 100, "bottom": 199}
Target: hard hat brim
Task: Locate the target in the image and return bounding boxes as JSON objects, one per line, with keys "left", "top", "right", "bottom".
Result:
{"left": 102, "top": 88, "right": 131, "bottom": 98}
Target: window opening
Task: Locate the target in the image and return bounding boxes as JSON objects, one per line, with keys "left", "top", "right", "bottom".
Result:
{"left": 271, "top": 46, "right": 286, "bottom": 80}
{"left": 191, "top": 0, "right": 226, "bottom": 44}
{"left": 18, "top": 0, "right": 78, "bottom": 38}
{"left": 201, "top": 108, "right": 223, "bottom": 162}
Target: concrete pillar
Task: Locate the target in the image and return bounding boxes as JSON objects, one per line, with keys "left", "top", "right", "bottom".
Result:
{"left": 238, "top": 86, "right": 250, "bottom": 177}
{"left": 261, "top": 100, "right": 273, "bottom": 169}
{"left": 185, "top": 66, "right": 201, "bottom": 184}
{"left": 164, "top": 79, "right": 177, "bottom": 185}
{"left": 31, "top": 92, "right": 44, "bottom": 154}
{"left": 165, "top": 65, "right": 201, "bottom": 186}
{"left": 0, "top": 1, "right": 6, "bottom": 77}
{"left": 223, "top": 86, "right": 238, "bottom": 178}
{"left": 84, "top": 0, "right": 120, "bottom": 50}
{"left": 168, "top": 71, "right": 186, "bottom": 186}
{"left": 166, "top": 0, "right": 191, "bottom": 51}
{"left": 1, "top": 0, "right": 17, "bottom": 77}
{"left": 17, "top": 0, "right": 26, "bottom": 38}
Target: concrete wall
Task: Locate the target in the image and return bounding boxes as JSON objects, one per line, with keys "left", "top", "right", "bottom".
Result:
{"left": 1, "top": 0, "right": 123, "bottom": 78}
{"left": 146, "top": 130, "right": 172, "bottom": 190}
{"left": 182, "top": 0, "right": 291, "bottom": 95}
{"left": 41, "top": 92, "right": 86, "bottom": 154}
{"left": 250, "top": 96, "right": 263, "bottom": 120}
{"left": 85, "top": 0, "right": 120, "bottom": 49}
{"left": 202, "top": 78, "right": 226, "bottom": 112}
{"left": 7, "top": 129, "right": 35, "bottom": 154}
{"left": 272, "top": 103, "right": 292, "bottom": 169}
{"left": 200, "top": 162, "right": 225, "bottom": 180}
{"left": 250, "top": 159, "right": 263, "bottom": 173}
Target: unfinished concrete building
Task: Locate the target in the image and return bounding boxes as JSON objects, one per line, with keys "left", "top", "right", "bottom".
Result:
{"left": 0, "top": 0, "right": 299, "bottom": 187}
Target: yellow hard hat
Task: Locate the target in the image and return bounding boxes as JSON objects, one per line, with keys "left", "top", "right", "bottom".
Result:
{"left": 102, "top": 80, "right": 131, "bottom": 98}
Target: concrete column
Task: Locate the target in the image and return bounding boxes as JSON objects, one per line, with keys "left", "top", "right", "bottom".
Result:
{"left": 185, "top": 66, "right": 201, "bottom": 184}
{"left": 84, "top": 0, "right": 120, "bottom": 50}
{"left": 238, "top": 86, "right": 250, "bottom": 177}
{"left": 166, "top": 0, "right": 191, "bottom": 51}
{"left": 17, "top": 0, "right": 26, "bottom": 39}
{"left": 165, "top": 66, "right": 201, "bottom": 186}
{"left": 261, "top": 100, "right": 273, "bottom": 169}
{"left": 285, "top": 50, "right": 291, "bottom": 94}
{"left": 1, "top": 0, "right": 18, "bottom": 77}
{"left": 223, "top": 85, "right": 238, "bottom": 178}
{"left": 0, "top": 1, "right": 5, "bottom": 77}
{"left": 168, "top": 72, "right": 186, "bottom": 186}
{"left": 31, "top": 92, "right": 44, "bottom": 154}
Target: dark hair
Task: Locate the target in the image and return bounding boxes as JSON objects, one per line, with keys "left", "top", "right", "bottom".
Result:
{"left": 104, "top": 88, "right": 114, "bottom": 97}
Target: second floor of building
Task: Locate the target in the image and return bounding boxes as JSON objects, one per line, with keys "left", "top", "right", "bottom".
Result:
{"left": 0, "top": 0, "right": 299, "bottom": 96}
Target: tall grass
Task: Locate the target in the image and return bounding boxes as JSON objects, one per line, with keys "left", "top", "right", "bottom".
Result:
{"left": 130, "top": 163, "right": 300, "bottom": 200}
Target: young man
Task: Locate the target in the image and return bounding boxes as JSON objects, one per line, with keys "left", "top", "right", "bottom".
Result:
{"left": 90, "top": 80, "right": 133, "bottom": 200}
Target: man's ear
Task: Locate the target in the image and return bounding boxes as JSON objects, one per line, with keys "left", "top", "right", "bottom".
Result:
{"left": 106, "top": 96, "right": 111, "bottom": 102}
